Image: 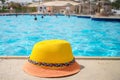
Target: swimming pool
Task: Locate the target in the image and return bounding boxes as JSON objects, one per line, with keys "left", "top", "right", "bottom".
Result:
{"left": 0, "top": 15, "right": 120, "bottom": 57}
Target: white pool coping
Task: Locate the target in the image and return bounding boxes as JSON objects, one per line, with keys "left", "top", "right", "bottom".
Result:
{"left": 0, "top": 58, "right": 120, "bottom": 80}
{"left": 0, "top": 56, "right": 120, "bottom": 60}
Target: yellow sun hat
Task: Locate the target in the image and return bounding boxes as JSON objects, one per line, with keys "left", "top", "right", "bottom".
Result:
{"left": 23, "top": 39, "right": 80, "bottom": 77}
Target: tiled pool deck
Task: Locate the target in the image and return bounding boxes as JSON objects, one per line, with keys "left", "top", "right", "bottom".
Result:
{"left": 0, "top": 57, "right": 120, "bottom": 80}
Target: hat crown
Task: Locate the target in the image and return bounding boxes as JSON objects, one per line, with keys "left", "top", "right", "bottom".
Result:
{"left": 30, "top": 40, "right": 74, "bottom": 63}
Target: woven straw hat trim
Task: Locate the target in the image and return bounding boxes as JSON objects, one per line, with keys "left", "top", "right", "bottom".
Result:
{"left": 28, "top": 58, "right": 75, "bottom": 67}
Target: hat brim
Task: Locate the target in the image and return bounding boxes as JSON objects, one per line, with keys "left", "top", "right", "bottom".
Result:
{"left": 23, "top": 61, "right": 80, "bottom": 78}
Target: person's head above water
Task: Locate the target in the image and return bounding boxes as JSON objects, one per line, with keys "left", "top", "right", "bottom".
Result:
{"left": 34, "top": 15, "right": 37, "bottom": 20}
{"left": 41, "top": 15, "right": 44, "bottom": 18}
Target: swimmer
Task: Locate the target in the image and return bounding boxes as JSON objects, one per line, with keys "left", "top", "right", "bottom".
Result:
{"left": 15, "top": 13, "right": 18, "bottom": 17}
{"left": 41, "top": 15, "right": 44, "bottom": 19}
{"left": 68, "top": 15, "right": 70, "bottom": 18}
{"left": 55, "top": 14, "right": 57, "bottom": 17}
{"left": 34, "top": 15, "right": 37, "bottom": 20}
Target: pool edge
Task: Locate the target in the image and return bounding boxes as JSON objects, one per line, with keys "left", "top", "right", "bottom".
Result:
{"left": 0, "top": 56, "right": 120, "bottom": 60}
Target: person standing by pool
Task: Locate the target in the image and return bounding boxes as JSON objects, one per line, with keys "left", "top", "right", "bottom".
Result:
{"left": 41, "top": 5, "right": 46, "bottom": 14}
{"left": 65, "top": 6, "right": 70, "bottom": 17}
{"left": 53, "top": 9, "right": 58, "bottom": 17}
{"left": 37, "top": 5, "right": 46, "bottom": 14}
{"left": 47, "top": 7, "right": 52, "bottom": 15}
{"left": 37, "top": 6, "right": 40, "bottom": 13}
{"left": 10, "top": 7, "right": 13, "bottom": 13}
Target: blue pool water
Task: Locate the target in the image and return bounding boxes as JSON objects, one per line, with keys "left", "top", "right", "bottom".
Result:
{"left": 0, "top": 15, "right": 120, "bottom": 56}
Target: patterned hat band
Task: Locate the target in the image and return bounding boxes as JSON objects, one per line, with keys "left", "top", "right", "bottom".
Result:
{"left": 28, "top": 58, "right": 75, "bottom": 67}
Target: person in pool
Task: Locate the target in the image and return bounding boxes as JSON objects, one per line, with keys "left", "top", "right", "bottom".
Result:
{"left": 15, "top": 13, "right": 18, "bottom": 17}
{"left": 41, "top": 15, "right": 44, "bottom": 19}
{"left": 34, "top": 15, "right": 37, "bottom": 20}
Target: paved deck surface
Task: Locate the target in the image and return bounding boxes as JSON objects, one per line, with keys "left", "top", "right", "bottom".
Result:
{"left": 0, "top": 59, "right": 120, "bottom": 80}
{"left": 92, "top": 16, "right": 120, "bottom": 19}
